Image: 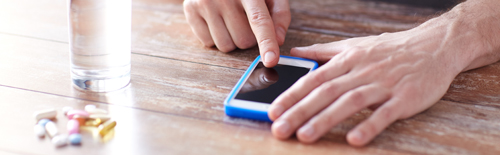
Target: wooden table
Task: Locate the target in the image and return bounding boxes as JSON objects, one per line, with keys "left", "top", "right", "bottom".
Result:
{"left": 1, "top": 0, "right": 500, "bottom": 154}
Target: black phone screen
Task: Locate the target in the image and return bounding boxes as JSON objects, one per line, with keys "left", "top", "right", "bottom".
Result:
{"left": 235, "top": 62, "right": 310, "bottom": 104}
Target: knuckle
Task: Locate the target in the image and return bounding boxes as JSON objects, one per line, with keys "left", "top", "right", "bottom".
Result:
{"left": 309, "top": 71, "right": 327, "bottom": 85}
{"left": 273, "top": 9, "right": 291, "bottom": 20}
{"left": 345, "top": 46, "right": 365, "bottom": 58}
{"left": 258, "top": 38, "right": 274, "bottom": 48}
{"left": 318, "top": 81, "right": 339, "bottom": 95}
{"left": 234, "top": 37, "right": 256, "bottom": 49}
{"left": 201, "top": 39, "right": 215, "bottom": 47}
{"left": 248, "top": 9, "right": 271, "bottom": 26}
{"left": 216, "top": 40, "right": 236, "bottom": 52}
{"left": 183, "top": 1, "right": 193, "bottom": 12}
{"left": 346, "top": 91, "right": 366, "bottom": 109}
{"left": 184, "top": 1, "right": 201, "bottom": 15}
{"left": 218, "top": 45, "right": 236, "bottom": 53}
{"left": 281, "top": 91, "right": 299, "bottom": 103}
{"left": 196, "top": 0, "right": 211, "bottom": 7}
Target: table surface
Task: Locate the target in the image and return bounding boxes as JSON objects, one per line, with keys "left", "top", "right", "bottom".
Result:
{"left": 2, "top": 0, "right": 500, "bottom": 154}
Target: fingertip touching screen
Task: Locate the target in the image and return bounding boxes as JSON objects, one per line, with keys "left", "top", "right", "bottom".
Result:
{"left": 235, "top": 62, "right": 310, "bottom": 104}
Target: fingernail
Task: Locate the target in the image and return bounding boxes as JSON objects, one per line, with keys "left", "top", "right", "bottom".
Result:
{"left": 293, "top": 46, "right": 306, "bottom": 50}
{"left": 351, "top": 130, "right": 364, "bottom": 141}
{"left": 264, "top": 51, "right": 276, "bottom": 63}
{"left": 271, "top": 105, "right": 285, "bottom": 117}
{"left": 299, "top": 125, "right": 315, "bottom": 138}
{"left": 274, "top": 120, "right": 290, "bottom": 135}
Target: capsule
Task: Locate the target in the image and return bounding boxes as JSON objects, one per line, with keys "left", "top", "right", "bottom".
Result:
{"left": 51, "top": 134, "right": 68, "bottom": 147}
{"left": 37, "top": 119, "right": 51, "bottom": 126}
{"left": 84, "top": 105, "right": 96, "bottom": 112}
{"left": 98, "top": 120, "right": 116, "bottom": 136}
{"left": 67, "top": 110, "right": 89, "bottom": 119}
{"left": 45, "top": 121, "right": 59, "bottom": 137}
{"left": 72, "top": 115, "right": 88, "bottom": 126}
{"left": 33, "top": 109, "right": 57, "bottom": 121}
{"left": 67, "top": 119, "right": 80, "bottom": 134}
{"left": 85, "top": 118, "right": 102, "bottom": 127}
{"left": 34, "top": 125, "right": 46, "bottom": 137}
{"left": 89, "top": 114, "right": 111, "bottom": 122}
{"left": 86, "top": 108, "right": 108, "bottom": 115}
{"left": 62, "top": 106, "right": 73, "bottom": 116}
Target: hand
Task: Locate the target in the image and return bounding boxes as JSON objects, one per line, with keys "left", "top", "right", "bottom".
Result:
{"left": 183, "top": 0, "right": 291, "bottom": 67}
{"left": 266, "top": 13, "right": 492, "bottom": 145}
{"left": 239, "top": 64, "right": 279, "bottom": 93}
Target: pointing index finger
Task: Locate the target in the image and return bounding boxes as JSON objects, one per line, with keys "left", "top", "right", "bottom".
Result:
{"left": 242, "top": 0, "right": 280, "bottom": 67}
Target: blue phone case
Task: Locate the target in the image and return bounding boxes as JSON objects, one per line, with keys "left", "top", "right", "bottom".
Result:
{"left": 224, "top": 55, "right": 318, "bottom": 122}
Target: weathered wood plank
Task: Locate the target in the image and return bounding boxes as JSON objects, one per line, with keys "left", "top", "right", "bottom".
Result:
{"left": 3, "top": 27, "right": 500, "bottom": 154}
{"left": 0, "top": 86, "right": 404, "bottom": 155}
{"left": 0, "top": 0, "right": 442, "bottom": 69}
{"left": 0, "top": 33, "right": 245, "bottom": 127}
{"left": 0, "top": 0, "right": 68, "bottom": 42}
{"left": 2, "top": 0, "right": 500, "bottom": 154}
{"left": 131, "top": 0, "right": 443, "bottom": 69}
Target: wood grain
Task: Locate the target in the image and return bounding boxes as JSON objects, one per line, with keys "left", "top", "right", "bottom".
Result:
{"left": 0, "top": 86, "right": 403, "bottom": 155}
{"left": 131, "top": 0, "right": 444, "bottom": 69}
{"left": 1, "top": 0, "right": 500, "bottom": 154}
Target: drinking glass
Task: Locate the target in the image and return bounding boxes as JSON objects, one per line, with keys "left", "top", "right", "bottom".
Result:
{"left": 69, "top": 0, "right": 131, "bottom": 92}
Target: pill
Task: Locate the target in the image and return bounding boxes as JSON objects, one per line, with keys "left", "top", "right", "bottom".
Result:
{"left": 33, "top": 109, "right": 57, "bottom": 121}
{"left": 98, "top": 120, "right": 116, "bottom": 136}
{"left": 67, "top": 110, "right": 89, "bottom": 119}
{"left": 62, "top": 106, "right": 73, "bottom": 115}
{"left": 89, "top": 114, "right": 111, "bottom": 122}
{"left": 34, "top": 125, "right": 46, "bottom": 137}
{"left": 37, "top": 119, "right": 51, "bottom": 126}
{"left": 72, "top": 115, "right": 88, "bottom": 126}
{"left": 67, "top": 119, "right": 80, "bottom": 134}
{"left": 45, "top": 121, "right": 59, "bottom": 137}
{"left": 84, "top": 105, "right": 96, "bottom": 112}
{"left": 51, "top": 134, "right": 68, "bottom": 147}
{"left": 68, "top": 134, "right": 82, "bottom": 145}
{"left": 85, "top": 118, "right": 102, "bottom": 127}
{"left": 86, "top": 108, "right": 108, "bottom": 115}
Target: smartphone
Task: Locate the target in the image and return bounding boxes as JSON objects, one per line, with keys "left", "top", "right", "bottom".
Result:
{"left": 224, "top": 55, "right": 318, "bottom": 122}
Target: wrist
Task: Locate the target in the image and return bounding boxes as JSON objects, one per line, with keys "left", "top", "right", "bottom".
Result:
{"left": 409, "top": 0, "right": 500, "bottom": 75}
{"left": 439, "top": 0, "right": 500, "bottom": 71}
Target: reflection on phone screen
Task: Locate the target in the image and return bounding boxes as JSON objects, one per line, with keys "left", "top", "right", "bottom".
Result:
{"left": 235, "top": 62, "right": 310, "bottom": 104}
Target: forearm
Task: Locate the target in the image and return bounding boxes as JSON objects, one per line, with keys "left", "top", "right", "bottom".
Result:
{"left": 452, "top": 0, "right": 500, "bottom": 71}
{"left": 411, "top": 0, "right": 500, "bottom": 73}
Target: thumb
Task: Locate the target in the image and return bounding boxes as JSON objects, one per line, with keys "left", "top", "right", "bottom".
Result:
{"left": 290, "top": 42, "right": 345, "bottom": 63}
{"left": 270, "top": 0, "right": 291, "bottom": 46}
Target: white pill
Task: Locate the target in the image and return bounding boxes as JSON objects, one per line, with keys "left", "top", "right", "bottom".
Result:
{"left": 33, "top": 109, "right": 57, "bottom": 121}
{"left": 51, "top": 134, "right": 68, "bottom": 147}
{"left": 34, "top": 125, "right": 46, "bottom": 137}
{"left": 84, "top": 105, "right": 96, "bottom": 112}
{"left": 86, "top": 108, "right": 108, "bottom": 115}
{"left": 45, "top": 121, "right": 59, "bottom": 138}
{"left": 62, "top": 106, "right": 73, "bottom": 116}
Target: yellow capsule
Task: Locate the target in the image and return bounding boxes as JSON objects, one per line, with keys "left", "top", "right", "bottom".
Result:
{"left": 85, "top": 118, "right": 102, "bottom": 127}
{"left": 98, "top": 120, "right": 116, "bottom": 136}
{"left": 89, "top": 114, "right": 111, "bottom": 122}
